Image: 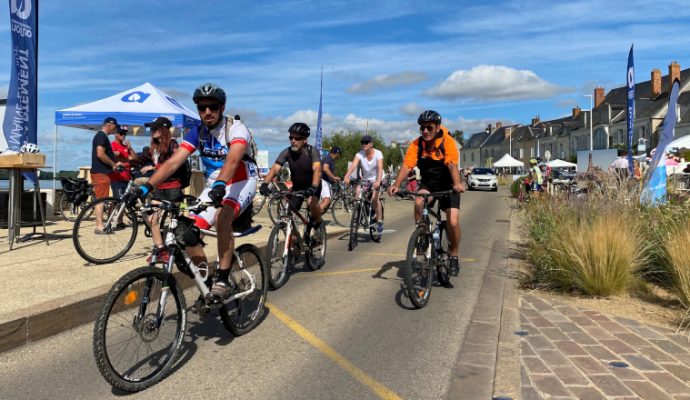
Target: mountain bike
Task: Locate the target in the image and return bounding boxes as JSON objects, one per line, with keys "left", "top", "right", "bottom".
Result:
{"left": 93, "top": 198, "right": 268, "bottom": 392}
{"left": 266, "top": 189, "right": 327, "bottom": 290}
{"left": 397, "top": 190, "right": 453, "bottom": 309}
{"left": 326, "top": 181, "right": 357, "bottom": 227}
{"left": 252, "top": 178, "right": 288, "bottom": 224}
{"left": 347, "top": 179, "right": 385, "bottom": 251}
{"left": 58, "top": 177, "right": 94, "bottom": 222}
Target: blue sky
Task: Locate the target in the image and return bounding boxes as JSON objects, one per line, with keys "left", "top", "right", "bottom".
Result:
{"left": 3, "top": 0, "right": 690, "bottom": 171}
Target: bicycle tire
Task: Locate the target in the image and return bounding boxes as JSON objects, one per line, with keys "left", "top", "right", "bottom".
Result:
{"left": 73, "top": 197, "right": 138, "bottom": 264}
{"left": 330, "top": 196, "right": 352, "bottom": 227}
{"left": 93, "top": 266, "right": 186, "bottom": 392}
{"left": 348, "top": 202, "right": 360, "bottom": 251}
{"left": 252, "top": 194, "right": 267, "bottom": 217}
{"left": 57, "top": 193, "right": 80, "bottom": 222}
{"left": 267, "top": 195, "right": 285, "bottom": 225}
{"left": 306, "top": 224, "right": 327, "bottom": 270}
{"left": 368, "top": 201, "right": 384, "bottom": 242}
{"left": 266, "top": 222, "right": 291, "bottom": 289}
{"left": 220, "top": 244, "right": 268, "bottom": 336}
{"left": 436, "top": 222, "right": 451, "bottom": 286}
{"left": 404, "top": 228, "right": 434, "bottom": 309}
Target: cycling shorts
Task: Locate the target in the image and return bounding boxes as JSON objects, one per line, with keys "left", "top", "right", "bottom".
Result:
{"left": 320, "top": 180, "right": 331, "bottom": 199}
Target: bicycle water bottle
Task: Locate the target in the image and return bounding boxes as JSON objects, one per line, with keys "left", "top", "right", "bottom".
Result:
{"left": 432, "top": 228, "right": 440, "bottom": 250}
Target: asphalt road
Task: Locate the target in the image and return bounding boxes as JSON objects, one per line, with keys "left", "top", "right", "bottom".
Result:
{"left": 0, "top": 188, "right": 511, "bottom": 400}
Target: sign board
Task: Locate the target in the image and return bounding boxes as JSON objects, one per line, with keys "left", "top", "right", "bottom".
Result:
{"left": 256, "top": 150, "right": 269, "bottom": 175}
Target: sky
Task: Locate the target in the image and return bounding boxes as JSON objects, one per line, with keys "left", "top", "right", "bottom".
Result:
{"left": 3, "top": 0, "right": 690, "bottom": 171}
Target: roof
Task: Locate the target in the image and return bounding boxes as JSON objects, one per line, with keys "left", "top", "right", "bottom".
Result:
{"left": 463, "top": 131, "right": 490, "bottom": 149}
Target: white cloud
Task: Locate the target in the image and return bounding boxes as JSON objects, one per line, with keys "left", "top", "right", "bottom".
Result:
{"left": 399, "top": 102, "right": 424, "bottom": 117}
{"left": 425, "top": 65, "right": 572, "bottom": 101}
{"left": 347, "top": 71, "right": 428, "bottom": 94}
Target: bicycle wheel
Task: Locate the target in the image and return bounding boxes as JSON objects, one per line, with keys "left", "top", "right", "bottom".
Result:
{"left": 436, "top": 222, "right": 451, "bottom": 287}
{"left": 330, "top": 196, "right": 352, "bottom": 227}
{"left": 348, "top": 203, "right": 360, "bottom": 251}
{"left": 252, "top": 195, "right": 267, "bottom": 217}
{"left": 369, "top": 201, "right": 384, "bottom": 242}
{"left": 93, "top": 267, "right": 186, "bottom": 392}
{"left": 267, "top": 195, "right": 286, "bottom": 225}
{"left": 266, "top": 222, "right": 292, "bottom": 289}
{"left": 220, "top": 244, "right": 268, "bottom": 336}
{"left": 73, "top": 197, "right": 138, "bottom": 264}
{"left": 58, "top": 194, "right": 80, "bottom": 222}
{"left": 306, "top": 223, "right": 327, "bottom": 270}
{"left": 404, "top": 228, "right": 434, "bottom": 309}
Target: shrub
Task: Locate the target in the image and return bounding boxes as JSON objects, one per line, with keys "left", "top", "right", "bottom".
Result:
{"left": 662, "top": 222, "right": 690, "bottom": 308}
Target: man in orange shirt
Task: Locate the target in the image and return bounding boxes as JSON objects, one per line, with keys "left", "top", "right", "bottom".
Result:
{"left": 389, "top": 110, "right": 465, "bottom": 277}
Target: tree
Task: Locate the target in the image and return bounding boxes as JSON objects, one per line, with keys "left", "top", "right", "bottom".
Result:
{"left": 451, "top": 130, "right": 465, "bottom": 147}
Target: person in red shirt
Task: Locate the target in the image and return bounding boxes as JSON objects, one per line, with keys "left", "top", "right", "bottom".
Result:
{"left": 110, "top": 125, "right": 137, "bottom": 198}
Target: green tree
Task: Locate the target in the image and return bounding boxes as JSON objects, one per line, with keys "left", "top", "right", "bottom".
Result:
{"left": 451, "top": 130, "right": 465, "bottom": 147}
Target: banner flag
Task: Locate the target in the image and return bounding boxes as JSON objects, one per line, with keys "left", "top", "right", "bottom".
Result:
{"left": 641, "top": 80, "right": 680, "bottom": 206}
{"left": 626, "top": 44, "right": 635, "bottom": 175}
{"left": 315, "top": 66, "right": 323, "bottom": 154}
{"left": 3, "top": 0, "right": 38, "bottom": 151}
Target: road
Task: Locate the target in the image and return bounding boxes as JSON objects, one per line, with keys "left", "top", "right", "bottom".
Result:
{"left": 0, "top": 189, "right": 511, "bottom": 400}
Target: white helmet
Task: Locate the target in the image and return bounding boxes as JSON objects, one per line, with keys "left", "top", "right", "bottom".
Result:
{"left": 20, "top": 143, "right": 40, "bottom": 154}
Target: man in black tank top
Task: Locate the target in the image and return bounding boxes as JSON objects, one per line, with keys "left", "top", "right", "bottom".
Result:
{"left": 260, "top": 122, "right": 323, "bottom": 226}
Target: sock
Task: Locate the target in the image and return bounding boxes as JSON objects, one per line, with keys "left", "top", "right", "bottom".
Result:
{"left": 217, "top": 268, "right": 230, "bottom": 284}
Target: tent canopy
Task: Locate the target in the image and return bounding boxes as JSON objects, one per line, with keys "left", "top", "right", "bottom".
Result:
{"left": 54, "top": 82, "right": 200, "bottom": 132}
{"left": 547, "top": 159, "right": 577, "bottom": 169}
{"left": 493, "top": 154, "right": 525, "bottom": 168}
{"left": 666, "top": 134, "right": 690, "bottom": 152}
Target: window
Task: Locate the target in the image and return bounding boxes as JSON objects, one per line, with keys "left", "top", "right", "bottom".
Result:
{"left": 491, "top": 148, "right": 494, "bottom": 157}
{"left": 462, "top": 153, "right": 466, "bottom": 163}
{"left": 594, "top": 128, "right": 607, "bottom": 149}
{"left": 559, "top": 144, "right": 563, "bottom": 158}
{"left": 617, "top": 129, "right": 624, "bottom": 144}
{"left": 641, "top": 126, "right": 646, "bottom": 139}
{"left": 530, "top": 147, "right": 534, "bottom": 157}
{"left": 519, "top": 148, "right": 524, "bottom": 158}
{"left": 471, "top": 153, "right": 474, "bottom": 162}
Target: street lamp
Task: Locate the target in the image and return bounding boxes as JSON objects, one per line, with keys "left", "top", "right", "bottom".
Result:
{"left": 584, "top": 94, "right": 593, "bottom": 151}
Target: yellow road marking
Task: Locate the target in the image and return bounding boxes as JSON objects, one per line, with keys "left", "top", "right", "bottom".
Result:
{"left": 267, "top": 303, "right": 402, "bottom": 400}
{"left": 303, "top": 267, "right": 380, "bottom": 277}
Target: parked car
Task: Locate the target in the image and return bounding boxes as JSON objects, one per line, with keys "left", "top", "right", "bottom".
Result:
{"left": 468, "top": 168, "right": 498, "bottom": 191}
{"left": 551, "top": 169, "right": 577, "bottom": 184}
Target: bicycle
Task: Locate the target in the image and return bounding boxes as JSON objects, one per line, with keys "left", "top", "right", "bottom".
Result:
{"left": 58, "top": 177, "right": 94, "bottom": 222}
{"left": 266, "top": 189, "right": 327, "bottom": 290}
{"left": 325, "top": 181, "right": 357, "bottom": 227}
{"left": 347, "top": 179, "right": 385, "bottom": 251}
{"left": 93, "top": 198, "right": 268, "bottom": 392}
{"left": 397, "top": 190, "right": 453, "bottom": 309}
{"left": 252, "top": 178, "right": 288, "bottom": 223}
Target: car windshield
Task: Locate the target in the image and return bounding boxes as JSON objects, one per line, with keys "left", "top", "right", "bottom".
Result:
{"left": 472, "top": 168, "right": 495, "bottom": 175}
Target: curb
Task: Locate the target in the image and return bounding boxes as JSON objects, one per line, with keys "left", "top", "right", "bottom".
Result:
{"left": 0, "top": 226, "right": 349, "bottom": 354}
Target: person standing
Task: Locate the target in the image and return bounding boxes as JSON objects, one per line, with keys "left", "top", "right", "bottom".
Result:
{"left": 344, "top": 135, "right": 385, "bottom": 234}
{"left": 319, "top": 146, "right": 342, "bottom": 213}
{"left": 91, "top": 117, "right": 122, "bottom": 234}
{"left": 110, "top": 125, "right": 137, "bottom": 198}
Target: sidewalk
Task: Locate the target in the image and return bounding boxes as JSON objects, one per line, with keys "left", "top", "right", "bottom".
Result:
{"left": 0, "top": 212, "right": 350, "bottom": 353}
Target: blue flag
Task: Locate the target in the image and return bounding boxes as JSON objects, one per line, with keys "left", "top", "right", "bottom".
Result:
{"left": 3, "top": 0, "right": 38, "bottom": 151}
{"left": 315, "top": 67, "right": 323, "bottom": 154}
{"left": 626, "top": 44, "right": 635, "bottom": 175}
{"left": 641, "top": 80, "right": 680, "bottom": 206}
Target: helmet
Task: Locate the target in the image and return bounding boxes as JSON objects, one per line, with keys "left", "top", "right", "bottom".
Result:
{"left": 330, "top": 146, "right": 342, "bottom": 154}
{"left": 288, "top": 122, "right": 310, "bottom": 138}
{"left": 529, "top": 158, "right": 537, "bottom": 164}
{"left": 193, "top": 83, "right": 226, "bottom": 104}
{"left": 417, "top": 110, "right": 442, "bottom": 125}
{"left": 20, "top": 143, "right": 40, "bottom": 154}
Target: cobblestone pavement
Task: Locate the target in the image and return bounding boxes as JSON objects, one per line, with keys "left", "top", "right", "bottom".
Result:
{"left": 520, "top": 293, "right": 690, "bottom": 400}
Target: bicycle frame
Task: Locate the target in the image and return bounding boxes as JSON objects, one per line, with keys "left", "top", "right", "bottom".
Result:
{"left": 275, "top": 191, "right": 312, "bottom": 258}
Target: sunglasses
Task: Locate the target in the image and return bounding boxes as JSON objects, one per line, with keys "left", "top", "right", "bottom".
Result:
{"left": 361, "top": 140, "right": 371, "bottom": 145}
{"left": 289, "top": 136, "right": 305, "bottom": 141}
{"left": 419, "top": 125, "right": 436, "bottom": 132}
{"left": 196, "top": 103, "right": 221, "bottom": 112}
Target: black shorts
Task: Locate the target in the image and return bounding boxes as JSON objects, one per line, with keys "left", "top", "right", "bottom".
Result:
{"left": 419, "top": 182, "right": 460, "bottom": 210}
{"left": 151, "top": 187, "right": 184, "bottom": 203}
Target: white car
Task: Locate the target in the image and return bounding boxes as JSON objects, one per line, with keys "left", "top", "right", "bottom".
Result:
{"left": 468, "top": 168, "right": 498, "bottom": 191}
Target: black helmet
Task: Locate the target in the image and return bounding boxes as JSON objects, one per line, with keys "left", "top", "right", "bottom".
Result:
{"left": 417, "top": 110, "right": 442, "bottom": 125}
{"left": 193, "top": 83, "right": 226, "bottom": 104}
{"left": 288, "top": 122, "right": 310, "bottom": 138}
{"left": 330, "top": 146, "right": 342, "bottom": 154}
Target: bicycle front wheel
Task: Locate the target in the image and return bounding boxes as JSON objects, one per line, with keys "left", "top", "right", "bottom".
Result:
{"left": 306, "top": 223, "right": 327, "bottom": 270}
{"left": 266, "top": 222, "right": 291, "bottom": 290}
{"left": 267, "top": 196, "right": 285, "bottom": 225}
{"left": 348, "top": 203, "right": 360, "bottom": 251}
{"left": 220, "top": 244, "right": 268, "bottom": 336}
{"left": 331, "top": 196, "right": 352, "bottom": 227}
{"left": 405, "top": 228, "right": 434, "bottom": 309}
{"left": 436, "top": 222, "right": 451, "bottom": 287}
{"left": 73, "top": 197, "right": 138, "bottom": 264}
{"left": 58, "top": 194, "right": 80, "bottom": 222}
{"left": 93, "top": 267, "right": 186, "bottom": 392}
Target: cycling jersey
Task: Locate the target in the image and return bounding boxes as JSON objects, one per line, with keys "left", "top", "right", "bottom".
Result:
{"left": 274, "top": 145, "right": 321, "bottom": 189}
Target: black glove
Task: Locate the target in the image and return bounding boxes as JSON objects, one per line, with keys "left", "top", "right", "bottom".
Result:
{"left": 127, "top": 183, "right": 152, "bottom": 207}
{"left": 259, "top": 182, "right": 270, "bottom": 196}
{"left": 306, "top": 185, "right": 320, "bottom": 197}
{"left": 209, "top": 180, "right": 226, "bottom": 207}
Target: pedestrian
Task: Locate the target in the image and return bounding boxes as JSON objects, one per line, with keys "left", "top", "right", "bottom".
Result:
{"left": 110, "top": 125, "right": 137, "bottom": 198}
{"left": 610, "top": 150, "right": 629, "bottom": 179}
{"left": 91, "top": 116, "right": 123, "bottom": 234}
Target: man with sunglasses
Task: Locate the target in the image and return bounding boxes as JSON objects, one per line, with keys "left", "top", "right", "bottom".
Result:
{"left": 388, "top": 110, "right": 465, "bottom": 278}
{"left": 131, "top": 83, "right": 258, "bottom": 300}
{"left": 344, "top": 135, "right": 385, "bottom": 234}
{"left": 259, "top": 122, "right": 323, "bottom": 229}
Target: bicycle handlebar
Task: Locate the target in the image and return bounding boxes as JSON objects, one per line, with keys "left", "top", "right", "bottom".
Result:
{"left": 395, "top": 190, "right": 454, "bottom": 199}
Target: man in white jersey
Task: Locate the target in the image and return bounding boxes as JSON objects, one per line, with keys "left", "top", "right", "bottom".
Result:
{"left": 130, "top": 83, "right": 258, "bottom": 299}
{"left": 344, "top": 135, "right": 384, "bottom": 234}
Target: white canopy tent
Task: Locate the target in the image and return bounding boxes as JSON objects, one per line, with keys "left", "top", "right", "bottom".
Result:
{"left": 493, "top": 154, "right": 525, "bottom": 168}
{"left": 547, "top": 159, "right": 577, "bottom": 170}
{"left": 666, "top": 134, "right": 690, "bottom": 152}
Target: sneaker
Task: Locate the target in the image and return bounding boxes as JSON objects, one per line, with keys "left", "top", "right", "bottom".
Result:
{"left": 449, "top": 256, "right": 460, "bottom": 276}
{"left": 146, "top": 248, "right": 170, "bottom": 264}
{"left": 376, "top": 222, "right": 384, "bottom": 234}
{"left": 210, "top": 280, "right": 233, "bottom": 299}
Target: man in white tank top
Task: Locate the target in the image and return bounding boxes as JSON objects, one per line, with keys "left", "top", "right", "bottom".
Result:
{"left": 344, "top": 135, "right": 385, "bottom": 234}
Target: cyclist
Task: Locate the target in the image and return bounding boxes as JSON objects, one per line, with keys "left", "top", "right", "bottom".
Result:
{"left": 344, "top": 135, "right": 384, "bottom": 234}
{"left": 259, "top": 122, "right": 323, "bottom": 229}
{"left": 319, "top": 146, "right": 342, "bottom": 213}
{"left": 529, "top": 159, "right": 543, "bottom": 193}
{"left": 388, "top": 110, "right": 465, "bottom": 277}
{"left": 130, "top": 83, "right": 258, "bottom": 299}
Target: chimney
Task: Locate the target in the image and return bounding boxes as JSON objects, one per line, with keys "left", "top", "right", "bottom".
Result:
{"left": 572, "top": 106, "right": 581, "bottom": 118}
{"left": 504, "top": 126, "right": 512, "bottom": 140}
{"left": 669, "top": 61, "right": 681, "bottom": 92}
{"left": 531, "top": 116, "right": 540, "bottom": 126}
{"left": 651, "top": 68, "right": 661, "bottom": 98}
{"left": 486, "top": 124, "right": 493, "bottom": 134}
{"left": 594, "top": 87, "right": 605, "bottom": 108}
{"left": 496, "top": 121, "right": 502, "bottom": 129}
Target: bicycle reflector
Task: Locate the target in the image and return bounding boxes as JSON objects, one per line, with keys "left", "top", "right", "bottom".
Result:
{"left": 124, "top": 291, "right": 138, "bottom": 305}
